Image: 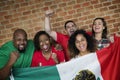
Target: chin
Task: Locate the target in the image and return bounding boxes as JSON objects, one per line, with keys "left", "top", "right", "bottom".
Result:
{"left": 18, "top": 49, "right": 26, "bottom": 53}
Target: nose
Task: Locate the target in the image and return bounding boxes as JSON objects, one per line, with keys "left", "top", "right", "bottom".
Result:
{"left": 20, "top": 40, "right": 26, "bottom": 44}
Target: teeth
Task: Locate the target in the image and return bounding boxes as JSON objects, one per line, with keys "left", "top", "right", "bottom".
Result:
{"left": 19, "top": 45, "right": 24, "bottom": 48}
{"left": 43, "top": 45, "right": 48, "bottom": 50}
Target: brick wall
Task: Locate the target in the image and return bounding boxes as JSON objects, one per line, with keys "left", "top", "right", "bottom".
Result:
{"left": 0, "top": 0, "right": 120, "bottom": 46}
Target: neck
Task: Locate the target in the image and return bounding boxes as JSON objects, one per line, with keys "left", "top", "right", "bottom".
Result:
{"left": 42, "top": 49, "right": 51, "bottom": 54}
{"left": 95, "top": 32, "right": 102, "bottom": 41}
{"left": 79, "top": 50, "right": 90, "bottom": 56}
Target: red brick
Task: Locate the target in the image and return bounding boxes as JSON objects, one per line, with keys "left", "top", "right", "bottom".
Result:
{"left": 100, "top": 7, "right": 108, "bottom": 12}
{"left": 91, "top": 0, "right": 99, "bottom": 4}
{"left": 0, "top": 26, "right": 5, "bottom": 30}
{"left": 112, "top": 14, "right": 119, "bottom": 18}
{"left": 64, "top": 15, "right": 73, "bottom": 19}
{"left": 0, "top": 2, "right": 6, "bottom": 7}
{"left": 88, "top": 15, "right": 95, "bottom": 19}
{"left": 52, "top": 23, "right": 60, "bottom": 28}
{"left": 112, "top": 0, "right": 120, "bottom": 4}
{"left": 59, "top": 3, "right": 66, "bottom": 7}
{"left": 73, "top": 13, "right": 81, "bottom": 18}
{"left": 10, "top": 18, "right": 20, "bottom": 23}
{"left": 86, "top": 6, "right": 93, "bottom": 10}
{"left": 20, "top": 2, "right": 28, "bottom": 7}
{"left": 110, "top": 27, "right": 119, "bottom": 33}
{"left": 113, "top": 23, "right": 120, "bottom": 27}
{"left": 85, "top": 20, "right": 92, "bottom": 24}
{"left": 108, "top": 19, "right": 116, "bottom": 23}
{"left": 79, "top": 16, "right": 87, "bottom": 21}
{"left": 103, "top": 2, "right": 111, "bottom": 6}
{"left": 42, "top": 7, "right": 49, "bottom": 11}
{"left": 64, "top": 6, "right": 73, "bottom": 10}
{"left": 104, "top": 16, "right": 110, "bottom": 20}
{"left": 23, "top": 11, "right": 31, "bottom": 15}
{"left": 2, "top": 6, "right": 11, "bottom": 10}
{"left": 15, "top": 0, "right": 25, "bottom": 3}
{"left": 50, "top": 5, "right": 57, "bottom": 9}
{"left": 109, "top": 5, "right": 117, "bottom": 10}
{"left": 68, "top": 10, "right": 75, "bottom": 15}
{"left": 13, "top": 13, "right": 22, "bottom": 18}
{"left": 99, "top": 0, "right": 107, "bottom": 2}
{"left": 0, "top": 35, "right": 6, "bottom": 39}
{"left": 56, "top": 18, "right": 63, "bottom": 22}
{"left": 17, "top": 7, "right": 27, "bottom": 12}
{"left": 114, "top": 9, "right": 120, "bottom": 13}
{"left": 20, "top": 16, "right": 29, "bottom": 21}
{"left": 77, "top": 8, "right": 85, "bottom": 13}
{"left": 0, "top": 17, "right": 4, "bottom": 22}
{"left": 1, "top": 21, "right": 9, "bottom": 25}
{"left": 6, "top": 24, "right": 14, "bottom": 28}
{"left": 0, "top": 11, "right": 8, "bottom": 16}
{"left": 45, "top": 1, "right": 52, "bottom": 6}
{"left": 11, "top": 4, "right": 20, "bottom": 9}
{"left": 77, "top": 0, "right": 85, "bottom": 3}
{"left": 73, "top": 4, "right": 81, "bottom": 9}
{"left": 4, "top": 15, "right": 13, "bottom": 19}
{"left": 94, "top": 4, "right": 102, "bottom": 8}
{"left": 82, "top": 2, "right": 90, "bottom": 7}
{"left": 68, "top": 1, "right": 75, "bottom": 5}
{"left": 82, "top": 11, "right": 90, "bottom": 15}
{"left": 6, "top": 1, "right": 15, "bottom": 5}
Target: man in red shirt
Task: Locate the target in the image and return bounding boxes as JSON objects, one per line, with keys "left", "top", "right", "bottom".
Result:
{"left": 45, "top": 10, "right": 78, "bottom": 61}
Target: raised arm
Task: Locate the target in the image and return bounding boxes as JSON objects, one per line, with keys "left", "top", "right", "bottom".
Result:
{"left": 45, "top": 10, "right": 57, "bottom": 41}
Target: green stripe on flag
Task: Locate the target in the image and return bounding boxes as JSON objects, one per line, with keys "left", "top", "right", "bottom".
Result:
{"left": 12, "top": 66, "right": 60, "bottom": 80}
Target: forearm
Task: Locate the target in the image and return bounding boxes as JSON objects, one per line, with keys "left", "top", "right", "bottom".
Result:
{"left": 45, "top": 16, "right": 51, "bottom": 34}
{"left": 0, "top": 63, "right": 12, "bottom": 80}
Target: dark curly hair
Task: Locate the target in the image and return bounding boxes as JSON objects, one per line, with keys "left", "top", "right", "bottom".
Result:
{"left": 68, "top": 29, "right": 97, "bottom": 58}
{"left": 64, "top": 20, "right": 77, "bottom": 29}
{"left": 92, "top": 17, "right": 108, "bottom": 39}
{"left": 33, "top": 31, "right": 51, "bottom": 50}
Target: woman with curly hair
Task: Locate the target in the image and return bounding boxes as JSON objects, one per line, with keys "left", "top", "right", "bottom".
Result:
{"left": 68, "top": 29, "right": 97, "bottom": 58}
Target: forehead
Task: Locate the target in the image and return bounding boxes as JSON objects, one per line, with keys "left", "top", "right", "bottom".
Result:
{"left": 76, "top": 34, "right": 85, "bottom": 40}
{"left": 94, "top": 19, "right": 102, "bottom": 23}
{"left": 66, "top": 22, "right": 75, "bottom": 26}
{"left": 39, "top": 34, "right": 49, "bottom": 39}
{"left": 14, "top": 32, "right": 26, "bottom": 39}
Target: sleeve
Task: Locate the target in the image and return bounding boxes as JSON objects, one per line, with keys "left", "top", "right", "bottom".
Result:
{"left": 0, "top": 42, "right": 12, "bottom": 69}
{"left": 56, "top": 32, "right": 65, "bottom": 44}
{"left": 56, "top": 50, "right": 65, "bottom": 63}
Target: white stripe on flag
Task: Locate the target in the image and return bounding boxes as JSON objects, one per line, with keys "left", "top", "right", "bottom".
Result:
{"left": 57, "top": 52, "right": 103, "bottom": 80}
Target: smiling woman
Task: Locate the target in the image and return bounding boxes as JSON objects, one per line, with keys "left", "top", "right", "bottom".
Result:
{"left": 68, "top": 29, "right": 97, "bottom": 58}
{"left": 31, "top": 31, "right": 65, "bottom": 67}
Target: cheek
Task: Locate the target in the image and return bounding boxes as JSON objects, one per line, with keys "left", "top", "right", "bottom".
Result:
{"left": 46, "top": 41, "right": 50, "bottom": 44}
{"left": 39, "top": 42, "right": 43, "bottom": 47}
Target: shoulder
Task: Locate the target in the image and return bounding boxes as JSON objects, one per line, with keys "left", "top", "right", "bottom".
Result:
{"left": 0, "top": 40, "right": 14, "bottom": 49}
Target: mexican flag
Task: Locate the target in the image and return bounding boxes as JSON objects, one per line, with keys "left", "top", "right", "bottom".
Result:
{"left": 11, "top": 36, "right": 120, "bottom": 80}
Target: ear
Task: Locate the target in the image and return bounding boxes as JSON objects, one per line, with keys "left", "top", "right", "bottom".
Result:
{"left": 103, "top": 27, "right": 105, "bottom": 30}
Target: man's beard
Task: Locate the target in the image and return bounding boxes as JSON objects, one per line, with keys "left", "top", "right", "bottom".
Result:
{"left": 17, "top": 44, "right": 26, "bottom": 53}
{"left": 18, "top": 48, "right": 26, "bottom": 53}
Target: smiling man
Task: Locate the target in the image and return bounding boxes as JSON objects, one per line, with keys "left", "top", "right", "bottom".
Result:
{"left": 0, "top": 29, "right": 34, "bottom": 80}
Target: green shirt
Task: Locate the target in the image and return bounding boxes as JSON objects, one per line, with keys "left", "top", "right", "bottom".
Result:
{"left": 0, "top": 40, "right": 34, "bottom": 69}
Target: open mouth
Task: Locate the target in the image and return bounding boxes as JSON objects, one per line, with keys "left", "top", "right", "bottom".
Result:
{"left": 43, "top": 45, "right": 49, "bottom": 51}
{"left": 18, "top": 45, "right": 25, "bottom": 50}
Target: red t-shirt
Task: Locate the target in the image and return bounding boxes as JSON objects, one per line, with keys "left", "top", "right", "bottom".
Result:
{"left": 31, "top": 46, "right": 65, "bottom": 67}
{"left": 56, "top": 32, "right": 70, "bottom": 61}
